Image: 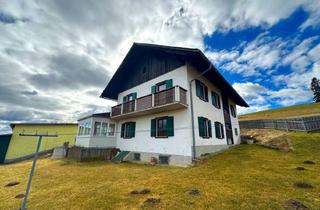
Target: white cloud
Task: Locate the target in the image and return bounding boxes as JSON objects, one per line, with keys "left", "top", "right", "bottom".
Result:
{"left": 0, "top": 0, "right": 320, "bottom": 131}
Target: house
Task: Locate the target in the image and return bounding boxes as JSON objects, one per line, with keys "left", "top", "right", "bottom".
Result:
{"left": 4, "top": 123, "right": 78, "bottom": 163}
{"left": 76, "top": 43, "right": 248, "bottom": 166}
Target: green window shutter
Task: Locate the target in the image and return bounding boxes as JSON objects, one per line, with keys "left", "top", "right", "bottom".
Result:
{"left": 132, "top": 93, "right": 137, "bottom": 100}
{"left": 121, "top": 123, "right": 125, "bottom": 138}
{"left": 215, "top": 121, "right": 220, "bottom": 138}
{"left": 195, "top": 80, "right": 201, "bottom": 97}
{"left": 204, "top": 86, "right": 208, "bottom": 102}
{"left": 211, "top": 92, "right": 216, "bottom": 107}
{"left": 130, "top": 122, "right": 136, "bottom": 138}
{"left": 167, "top": 116, "right": 174, "bottom": 137}
{"left": 166, "top": 79, "right": 173, "bottom": 89}
{"left": 151, "top": 119, "right": 156, "bottom": 137}
{"left": 221, "top": 124, "right": 225, "bottom": 138}
{"left": 123, "top": 96, "right": 127, "bottom": 103}
{"left": 151, "top": 85, "right": 156, "bottom": 94}
{"left": 208, "top": 120, "right": 212, "bottom": 138}
{"left": 198, "top": 117, "right": 204, "bottom": 137}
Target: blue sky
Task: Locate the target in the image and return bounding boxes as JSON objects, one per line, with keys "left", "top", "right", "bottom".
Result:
{"left": 0, "top": 0, "right": 319, "bottom": 133}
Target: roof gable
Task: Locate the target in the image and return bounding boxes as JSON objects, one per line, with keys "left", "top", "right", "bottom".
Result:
{"left": 101, "top": 43, "right": 249, "bottom": 107}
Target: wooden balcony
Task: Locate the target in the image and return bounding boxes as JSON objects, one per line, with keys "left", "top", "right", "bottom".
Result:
{"left": 111, "top": 86, "right": 188, "bottom": 120}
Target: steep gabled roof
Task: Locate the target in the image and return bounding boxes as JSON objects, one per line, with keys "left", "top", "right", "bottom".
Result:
{"left": 101, "top": 43, "right": 249, "bottom": 107}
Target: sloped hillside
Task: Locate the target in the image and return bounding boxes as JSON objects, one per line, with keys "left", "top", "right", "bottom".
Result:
{"left": 240, "top": 102, "right": 320, "bottom": 121}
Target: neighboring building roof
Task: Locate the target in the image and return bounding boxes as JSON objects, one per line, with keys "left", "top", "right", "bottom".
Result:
{"left": 10, "top": 123, "right": 78, "bottom": 129}
{"left": 100, "top": 43, "right": 249, "bottom": 107}
{"left": 77, "top": 112, "right": 111, "bottom": 121}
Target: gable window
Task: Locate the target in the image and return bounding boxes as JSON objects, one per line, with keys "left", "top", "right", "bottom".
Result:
{"left": 151, "top": 116, "right": 174, "bottom": 138}
{"left": 151, "top": 79, "right": 173, "bottom": 93}
{"left": 211, "top": 91, "right": 221, "bottom": 109}
{"left": 230, "top": 105, "right": 236, "bottom": 117}
{"left": 121, "top": 122, "right": 136, "bottom": 139}
{"left": 214, "top": 122, "right": 225, "bottom": 139}
{"left": 195, "top": 80, "right": 208, "bottom": 102}
{"left": 198, "top": 117, "right": 212, "bottom": 138}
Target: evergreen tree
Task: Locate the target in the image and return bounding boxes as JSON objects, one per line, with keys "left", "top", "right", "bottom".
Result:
{"left": 310, "top": 77, "right": 320, "bottom": 102}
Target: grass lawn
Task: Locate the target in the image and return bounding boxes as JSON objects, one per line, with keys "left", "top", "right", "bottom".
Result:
{"left": 239, "top": 102, "right": 320, "bottom": 121}
{"left": 1, "top": 131, "right": 320, "bottom": 210}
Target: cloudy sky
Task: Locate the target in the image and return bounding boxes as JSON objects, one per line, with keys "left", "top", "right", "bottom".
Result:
{"left": 0, "top": 0, "right": 319, "bottom": 134}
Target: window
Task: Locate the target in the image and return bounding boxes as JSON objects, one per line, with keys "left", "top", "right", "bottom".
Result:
{"left": 211, "top": 91, "right": 221, "bottom": 109}
{"left": 230, "top": 105, "right": 237, "bottom": 117}
{"left": 234, "top": 128, "right": 238, "bottom": 136}
{"left": 123, "top": 92, "right": 137, "bottom": 103}
{"left": 198, "top": 117, "right": 212, "bottom": 138}
{"left": 151, "top": 79, "right": 173, "bottom": 93}
{"left": 94, "top": 122, "right": 101, "bottom": 136}
{"left": 84, "top": 122, "right": 91, "bottom": 136}
{"left": 151, "top": 116, "right": 174, "bottom": 138}
{"left": 101, "top": 122, "right": 108, "bottom": 136}
{"left": 195, "top": 80, "right": 208, "bottom": 102}
{"left": 159, "top": 155, "right": 169, "bottom": 165}
{"left": 214, "top": 122, "right": 225, "bottom": 139}
{"left": 121, "top": 122, "right": 136, "bottom": 139}
{"left": 133, "top": 153, "right": 141, "bottom": 161}
{"left": 108, "top": 123, "right": 115, "bottom": 136}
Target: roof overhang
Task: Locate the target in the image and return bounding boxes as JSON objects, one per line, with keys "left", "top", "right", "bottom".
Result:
{"left": 100, "top": 43, "right": 249, "bottom": 107}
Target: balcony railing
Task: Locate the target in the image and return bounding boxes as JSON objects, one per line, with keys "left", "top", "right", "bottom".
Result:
{"left": 111, "top": 86, "right": 187, "bottom": 119}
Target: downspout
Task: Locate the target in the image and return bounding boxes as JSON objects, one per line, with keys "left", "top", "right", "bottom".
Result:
{"left": 189, "top": 64, "right": 212, "bottom": 161}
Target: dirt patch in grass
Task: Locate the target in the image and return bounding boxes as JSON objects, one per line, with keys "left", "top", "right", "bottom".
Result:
{"left": 293, "top": 182, "right": 314, "bottom": 189}
{"left": 5, "top": 181, "right": 20, "bottom": 187}
{"left": 284, "top": 199, "right": 309, "bottom": 210}
{"left": 186, "top": 189, "right": 200, "bottom": 196}
{"left": 303, "top": 160, "right": 315, "bottom": 165}
{"left": 144, "top": 198, "right": 160, "bottom": 204}
{"left": 130, "top": 188, "right": 151, "bottom": 195}
{"left": 15, "top": 194, "right": 24, "bottom": 199}
{"left": 296, "top": 167, "right": 306, "bottom": 171}
{"left": 241, "top": 129, "right": 293, "bottom": 151}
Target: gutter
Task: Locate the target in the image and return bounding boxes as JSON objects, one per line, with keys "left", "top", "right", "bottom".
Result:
{"left": 189, "top": 64, "right": 212, "bottom": 161}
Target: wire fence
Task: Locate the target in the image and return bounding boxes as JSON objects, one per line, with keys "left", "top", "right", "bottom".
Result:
{"left": 239, "top": 115, "right": 320, "bottom": 132}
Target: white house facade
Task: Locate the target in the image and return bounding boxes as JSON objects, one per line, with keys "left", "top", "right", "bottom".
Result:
{"left": 76, "top": 43, "right": 248, "bottom": 166}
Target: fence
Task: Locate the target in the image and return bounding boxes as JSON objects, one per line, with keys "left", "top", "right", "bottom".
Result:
{"left": 67, "top": 146, "right": 118, "bottom": 162}
{"left": 239, "top": 115, "right": 320, "bottom": 132}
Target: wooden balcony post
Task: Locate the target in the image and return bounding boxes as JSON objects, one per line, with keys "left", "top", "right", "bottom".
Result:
{"left": 121, "top": 103, "right": 124, "bottom": 114}
{"left": 175, "top": 86, "right": 180, "bottom": 102}
{"left": 134, "top": 99, "right": 137, "bottom": 111}
{"left": 151, "top": 93, "right": 155, "bottom": 107}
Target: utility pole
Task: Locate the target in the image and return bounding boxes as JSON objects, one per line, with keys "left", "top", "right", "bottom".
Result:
{"left": 19, "top": 132, "right": 58, "bottom": 210}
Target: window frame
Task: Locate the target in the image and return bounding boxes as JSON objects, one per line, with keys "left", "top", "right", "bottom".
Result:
{"left": 211, "top": 91, "right": 221, "bottom": 109}
{"left": 215, "top": 122, "right": 225, "bottom": 139}
{"left": 156, "top": 117, "right": 168, "bottom": 138}
{"left": 234, "top": 127, "right": 238, "bottom": 136}
{"left": 230, "top": 104, "right": 237, "bottom": 117}
{"left": 121, "top": 122, "right": 135, "bottom": 139}
{"left": 196, "top": 80, "right": 208, "bottom": 102}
